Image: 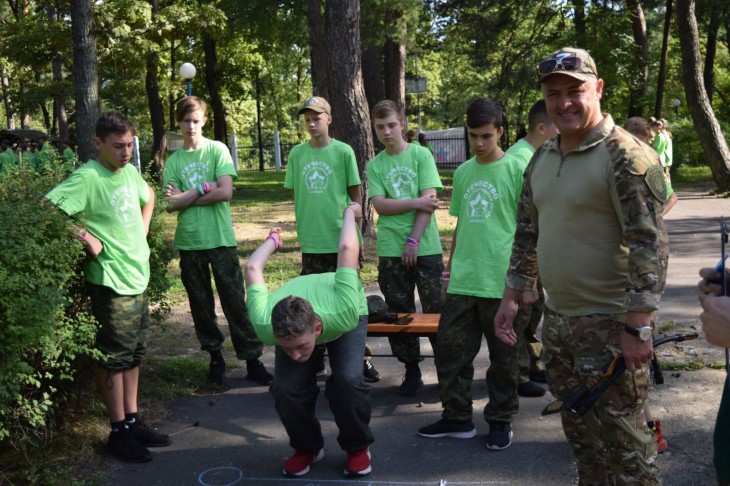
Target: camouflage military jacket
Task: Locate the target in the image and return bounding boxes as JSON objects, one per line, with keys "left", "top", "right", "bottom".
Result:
{"left": 505, "top": 114, "right": 669, "bottom": 315}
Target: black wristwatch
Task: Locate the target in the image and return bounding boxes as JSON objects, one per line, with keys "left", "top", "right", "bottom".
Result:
{"left": 624, "top": 324, "right": 653, "bottom": 342}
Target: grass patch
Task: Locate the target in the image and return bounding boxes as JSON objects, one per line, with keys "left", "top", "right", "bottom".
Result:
{"left": 658, "top": 322, "right": 675, "bottom": 333}
{"left": 658, "top": 358, "right": 707, "bottom": 371}
{"left": 709, "top": 360, "right": 727, "bottom": 370}
{"left": 672, "top": 165, "right": 714, "bottom": 185}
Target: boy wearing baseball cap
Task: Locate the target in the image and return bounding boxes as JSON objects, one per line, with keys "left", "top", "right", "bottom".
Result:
{"left": 284, "top": 97, "right": 380, "bottom": 382}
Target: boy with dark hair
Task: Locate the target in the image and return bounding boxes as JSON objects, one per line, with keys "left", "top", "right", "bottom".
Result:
{"left": 164, "top": 96, "right": 271, "bottom": 387}
{"left": 368, "top": 99, "right": 444, "bottom": 396}
{"left": 45, "top": 112, "right": 170, "bottom": 463}
{"left": 505, "top": 99, "right": 559, "bottom": 398}
{"left": 284, "top": 96, "right": 379, "bottom": 382}
{"left": 245, "top": 202, "right": 374, "bottom": 478}
{"left": 418, "top": 98, "right": 524, "bottom": 450}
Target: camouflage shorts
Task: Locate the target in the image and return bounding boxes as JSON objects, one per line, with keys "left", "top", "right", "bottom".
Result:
{"left": 87, "top": 283, "right": 149, "bottom": 371}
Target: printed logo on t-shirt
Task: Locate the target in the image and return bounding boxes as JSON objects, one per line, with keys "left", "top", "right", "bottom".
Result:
{"left": 463, "top": 180, "right": 499, "bottom": 222}
{"left": 110, "top": 186, "right": 139, "bottom": 227}
{"left": 301, "top": 161, "right": 333, "bottom": 193}
{"left": 180, "top": 160, "right": 209, "bottom": 190}
{"left": 384, "top": 166, "right": 417, "bottom": 199}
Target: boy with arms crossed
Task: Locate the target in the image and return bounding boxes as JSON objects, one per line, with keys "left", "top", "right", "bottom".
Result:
{"left": 45, "top": 112, "right": 170, "bottom": 462}
{"left": 367, "top": 100, "right": 443, "bottom": 396}
{"left": 164, "top": 96, "right": 271, "bottom": 387}
{"left": 418, "top": 98, "right": 523, "bottom": 450}
{"left": 245, "top": 203, "right": 374, "bottom": 478}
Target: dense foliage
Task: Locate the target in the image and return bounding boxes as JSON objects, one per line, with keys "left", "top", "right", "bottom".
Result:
{"left": 0, "top": 151, "right": 173, "bottom": 453}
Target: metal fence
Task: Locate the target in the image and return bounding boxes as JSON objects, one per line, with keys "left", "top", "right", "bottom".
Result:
{"left": 236, "top": 142, "right": 297, "bottom": 172}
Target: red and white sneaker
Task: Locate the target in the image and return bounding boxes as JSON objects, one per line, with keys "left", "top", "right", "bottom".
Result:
{"left": 344, "top": 447, "right": 372, "bottom": 476}
{"left": 283, "top": 448, "right": 324, "bottom": 476}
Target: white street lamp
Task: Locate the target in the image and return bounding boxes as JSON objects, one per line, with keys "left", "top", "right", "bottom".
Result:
{"left": 179, "top": 62, "right": 196, "bottom": 96}
{"left": 672, "top": 98, "right": 681, "bottom": 116}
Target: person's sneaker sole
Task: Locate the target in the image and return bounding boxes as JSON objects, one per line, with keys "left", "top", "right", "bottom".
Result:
{"left": 419, "top": 427, "right": 477, "bottom": 439}
{"left": 283, "top": 449, "right": 324, "bottom": 477}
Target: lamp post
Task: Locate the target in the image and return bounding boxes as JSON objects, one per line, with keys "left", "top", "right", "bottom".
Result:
{"left": 672, "top": 98, "right": 681, "bottom": 117}
{"left": 179, "top": 62, "right": 196, "bottom": 97}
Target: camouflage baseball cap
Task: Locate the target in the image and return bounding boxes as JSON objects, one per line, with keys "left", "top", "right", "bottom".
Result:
{"left": 536, "top": 47, "right": 598, "bottom": 83}
{"left": 298, "top": 96, "right": 331, "bottom": 115}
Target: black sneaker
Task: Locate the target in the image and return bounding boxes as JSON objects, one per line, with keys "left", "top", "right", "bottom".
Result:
{"left": 517, "top": 381, "right": 546, "bottom": 397}
{"left": 207, "top": 358, "right": 226, "bottom": 385}
{"left": 399, "top": 363, "right": 423, "bottom": 396}
{"left": 247, "top": 359, "right": 273, "bottom": 386}
{"left": 108, "top": 427, "right": 152, "bottom": 463}
{"left": 129, "top": 419, "right": 171, "bottom": 447}
{"left": 363, "top": 360, "right": 381, "bottom": 382}
{"left": 486, "top": 421, "right": 513, "bottom": 451}
{"left": 419, "top": 419, "right": 477, "bottom": 439}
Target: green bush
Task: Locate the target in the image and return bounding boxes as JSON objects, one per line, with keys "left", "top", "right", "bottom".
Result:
{"left": 670, "top": 117, "right": 730, "bottom": 169}
{"left": 0, "top": 151, "right": 172, "bottom": 455}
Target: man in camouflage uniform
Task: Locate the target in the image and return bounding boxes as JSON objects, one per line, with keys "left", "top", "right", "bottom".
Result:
{"left": 495, "top": 48, "right": 668, "bottom": 485}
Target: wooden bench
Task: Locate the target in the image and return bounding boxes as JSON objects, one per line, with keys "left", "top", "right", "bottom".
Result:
{"left": 366, "top": 313, "right": 439, "bottom": 337}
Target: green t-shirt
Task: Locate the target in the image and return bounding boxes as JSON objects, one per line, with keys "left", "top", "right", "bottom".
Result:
{"left": 505, "top": 138, "right": 536, "bottom": 166}
{"left": 652, "top": 131, "right": 668, "bottom": 167}
{"left": 163, "top": 138, "right": 238, "bottom": 250}
{"left": 447, "top": 155, "right": 526, "bottom": 298}
{"left": 367, "top": 143, "right": 443, "bottom": 257}
{"left": 45, "top": 160, "right": 151, "bottom": 295}
{"left": 284, "top": 139, "right": 361, "bottom": 253}
{"left": 246, "top": 267, "right": 368, "bottom": 345}
{"left": 663, "top": 133, "right": 673, "bottom": 167}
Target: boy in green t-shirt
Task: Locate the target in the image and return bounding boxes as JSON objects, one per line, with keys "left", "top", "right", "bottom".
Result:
{"left": 418, "top": 98, "right": 526, "bottom": 451}
{"left": 504, "top": 99, "right": 559, "bottom": 398}
{"left": 284, "top": 96, "right": 379, "bottom": 382}
{"left": 45, "top": 112, "right": 170, "bottom": 463}
{"left": 163, "top": 96, "right": 271, "bottom": 387}
{"left": 245, "top": 202, "right": 374, "bottom": 478}
{"left": 368, "top": 100, "right": 444, "bottom": 396}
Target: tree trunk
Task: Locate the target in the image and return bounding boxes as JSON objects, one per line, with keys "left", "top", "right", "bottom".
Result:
{"left": 655, "top": 0, "right": 673, "bottom": 118}
{"left": 573, "top": 0, "right": 586, "bottom": 45}
{"left": 70, "top": 0, "right": 100, "bottom": 163}
{"left": 676, "top": 0, "right": 730, "bottom": 192}
{"left": 361, "top": 44, "right": 383, "bottom": 115}
{"left": 307, "top": 0, "right": 330, "bottom": 100}
{"left": 1, "top": 64, "right": 14, "bottom": 129}
{"left": 47, "top": 5, "right": 68, "bottom": 142}
{"left": 383, "top": 39, "right": 406, "bottom": 115}
{"left": 203, "top": 35, "right": 228, "bottom": 144}
{"left": 703, "top": 1, "right": 722, "bottom": 105}
{"left": 145, "top": 0, "right": 166, "bottom": 181}
{"left": 325, "top": 0, "right": 375, "bottom": 233}
{"left": 625, "top": 0, "right": 649, "bottom": 117}
{"left": 169, "top": 41, "right": 177, "bottom": 132}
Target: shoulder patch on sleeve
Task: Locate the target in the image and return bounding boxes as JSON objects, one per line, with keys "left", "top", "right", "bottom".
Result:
{"left": 645, "top": 164, "right": 668, "bottom": 203}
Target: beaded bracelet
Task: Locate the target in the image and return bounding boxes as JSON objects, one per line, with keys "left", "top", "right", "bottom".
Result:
{"left": 197, "top": 184, "right": 206, "bottom": 196}
{"left": 441, "top": 271, "right": 450, "bottom": 282}
{"left": 78, "top": 229, "right": 89, "bottom": 242}
{"left": 202, "top": 182, "right": 210, "bottom": 194}
{"left": 406, "top": 237, "right": 419, "bottom": 247}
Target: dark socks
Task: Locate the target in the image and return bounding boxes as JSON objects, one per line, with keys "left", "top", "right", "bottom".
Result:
{"left": 210, "top": 350, "right": 224, "bottom": 364}
{"left": 125, "top": 412, "right": 139, "bottom": 426}
{"left": 111, "top": 419, "right": 126, "bottom": 433}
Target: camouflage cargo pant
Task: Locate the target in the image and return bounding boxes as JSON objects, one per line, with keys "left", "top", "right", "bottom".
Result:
{"left": 378, "top": 255, "right": 443, "bottom": 364}
{"left": 513, "top": 280, "right": 545, "bottom": 384}
{"left": 301, "top": 253, "right": 338, "bottom": 276}
{"left": 179, "top": 247, "right": 263, "bottom": 360}
{"left": 437, "top": 294, "right": 519, "bottom": 423}
{"left": 542, "top": 309, "right": 659, "bottom": 486}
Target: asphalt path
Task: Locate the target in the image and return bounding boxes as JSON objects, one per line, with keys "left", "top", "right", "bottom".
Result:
{"left": 102, "top": 189, "right": 730, "bottom": 486}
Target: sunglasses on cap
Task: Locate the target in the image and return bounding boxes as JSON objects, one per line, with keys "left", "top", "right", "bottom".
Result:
{"left": 536, "top": 56, "right": 585, "bottom": 77}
